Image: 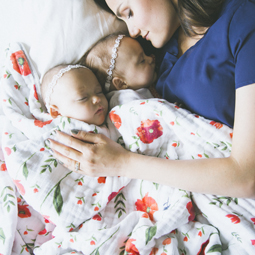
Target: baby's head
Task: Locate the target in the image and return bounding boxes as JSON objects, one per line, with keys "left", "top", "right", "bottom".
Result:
{"left": 82, "top": 34, "right": 157, "bottom": 92}
{"left": 41, "top": 64, "right": 108, "bottom": 126}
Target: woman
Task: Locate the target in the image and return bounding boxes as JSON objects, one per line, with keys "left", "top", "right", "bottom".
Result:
{"left": 48, "top": 0, "right": 255, "bottom": 198}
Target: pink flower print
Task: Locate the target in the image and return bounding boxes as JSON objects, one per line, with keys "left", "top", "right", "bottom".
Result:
{"left": 136, "top": 119, "right": 163, "bottom": 144}
{"left": 90, "top": 240, "right": 96, "bottom": 245}
{"left": 13, "top": 180, "right": 25, "bottom": 195}
{"left": 10, "top": 50, "right": 31, "bottom": 76}
{"left": 251, "top": 240, "right": 255, "bottom": 246}
{"left": 4, "top": 147, "right": 12, "bottom": 156}
{"left": 251, "top": 218, "right": 255, "bottom": 224}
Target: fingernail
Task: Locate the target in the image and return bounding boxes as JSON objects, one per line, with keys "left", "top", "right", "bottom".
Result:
{"left": 52, "top": 129, "right": 57, "bottom": 136}
{"left": 71, "top": 129, "right": 79, "bottom": 134}
{"left": 45, "top": 139, "right": 51, "bottom": 147}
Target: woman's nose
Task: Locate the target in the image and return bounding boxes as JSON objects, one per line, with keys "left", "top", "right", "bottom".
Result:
{"left": 128, "top": 24, "right": 140, "bottom": 38}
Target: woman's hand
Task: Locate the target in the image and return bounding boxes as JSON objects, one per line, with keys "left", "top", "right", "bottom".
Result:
{"left": 47, "top": 130, "right": 129, "bottom": 177}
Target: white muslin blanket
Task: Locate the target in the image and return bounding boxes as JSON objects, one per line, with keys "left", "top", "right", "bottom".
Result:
{"left": 1, "top": 43, "right": 255, "bottom": 255}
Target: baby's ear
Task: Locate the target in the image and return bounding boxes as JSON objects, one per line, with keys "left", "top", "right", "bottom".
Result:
{"left": 49, "top": 105, "right": 61, "bottom": 119}
{"left": 112, "top": 77, "right": 128, "bottom": 90}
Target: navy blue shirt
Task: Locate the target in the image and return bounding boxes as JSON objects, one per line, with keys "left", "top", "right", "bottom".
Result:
{"left": 156, "top": 0, "right": 255, "bottom": 128}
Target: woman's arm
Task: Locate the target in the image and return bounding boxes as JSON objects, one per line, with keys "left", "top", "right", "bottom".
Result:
{"left": 48, "top": 84, "right": 255, "bottom": 198}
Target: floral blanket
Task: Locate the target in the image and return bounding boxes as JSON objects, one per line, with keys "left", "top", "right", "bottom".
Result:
{"left": 1, "top": 43, "right": 255, "bottom": 255}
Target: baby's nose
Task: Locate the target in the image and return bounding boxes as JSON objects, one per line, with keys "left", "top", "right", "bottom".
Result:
{"left": 92, "top": 96, "right": 100, "bottom": 104}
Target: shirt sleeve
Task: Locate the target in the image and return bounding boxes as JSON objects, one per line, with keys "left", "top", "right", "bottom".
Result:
{"left": 229, "top": 0, "right": 255, "bottom": 89}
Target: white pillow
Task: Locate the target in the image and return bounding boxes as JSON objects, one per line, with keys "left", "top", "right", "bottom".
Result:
{"left": 0, "top": 0, "right": 127, "bottom": 80}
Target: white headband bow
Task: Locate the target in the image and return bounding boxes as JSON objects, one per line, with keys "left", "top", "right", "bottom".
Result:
{"left": 45, "top": 64, "right": 87, "bottom": 111}
{"left": 104, "top": 34, "right": 125, "bottom": 92}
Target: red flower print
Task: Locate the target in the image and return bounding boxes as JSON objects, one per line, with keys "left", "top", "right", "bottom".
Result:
{"left": 140, "top": 102, "right": 146, "bottom": 105}
{"left": 92, "top": 214, "right": 102, "bottom": 221}
{"left": 172, "top": 142, "right": 177, "bottom": 147}
{"left": 194, "top": 115, "right": 199, "bottom": 118}
{"left": 33, "top": 188, "right": 39, "bottom": 193}
{"left": 3, "top": 74, "right": 7, "bottom": 78}
{"left": 79, "top": 223, "right": 83, "bottom": 229}
{"left": 251, "top": 218, "right": 255, "bottom": 224}
{"left": 10, "top": 50, "right": 31, "bottom": 76}
{"left": 135, "top": 192, "right": 158, "bottom": 221}
{"left": 162, "top": 237, "right": 171, "bottom": 245}
{"left": 94, "top": 206, "right": 99, "bottom": 211}
{"left": 125, "top": 238, "right": 139, "bottom": 255}
{"left": 33, "top": 85, "right": 39, "bottom": 101}
{"left": 24, "top": 231, "right": 28, "bottom": 235}
{"left": 142, "top": 213, "right": 149, "bottom": 218}
{"left": 40, "top": 148, "right": 45, "bottom": 151}
{"left": 251, "top": 240, "right": 255, "bottom": 246}
{"left": 198, "top": 154, "right": 202, "bottom": 158}
{"left": 191, "top": 132, "right": 195, "bottom": 135}
{"left": 186, "top": 201, "right": 195, "bottom": 221}
{"left": 97, "top": 176, "right": 106, "bottom": 183}
{"left": 197, "top": 239, "right": 209, "bottom": 255}
{"left": 77, "top": 199, "right": 82, "bottom": 205}
{"left": 25, "top": 102, "right": 28, "bottom": 106}
{"left": 14, "top": 85, "right": 19, "bottom": 89}
{"left": 161, "top": 253, "right": 167, "bottom": 255}
{"left": 210, "top": 121, "right": 223, "bottom": 129}
{"left": 226, "top": 214, "right": 240, "bottom": 224}
{"left": 230, "top": 133, "right": 233, "bottom": 139}
{"left": 18, "top": 204, "right": 31, "bottom": 218}
{"left": 34, "top": 119, "right": 53, "bottom": 128}
{"left": 70, "top": 238, "right": 74, "bottom": 243}
{"left": 13, "top": 180, "right": 25, "bottom": 195}
{"left": 69, "top": 228, "right": 74, "bottom": 232}
{"left": 78, "top": 181, "right": 83, "bottom": 186}
{"left": 198, "top": 231, "right": 202, "bottom": 237}
{"left": 92, "top": 193, "right": 97, "bottom": 196}
{"left": 90, "top": 240, "right": 96, "bottom": 245}
{"left": 109, "top": 110, "right": 122, "bottom": 129}
{"left": 38, "top": 228, "right": 47, "bottom": 235}
{"left": 4, "top": 147, "right": 12, "bottom": 156}
{"left": 136, "top": 119, "right": 163, "bottom": 144}
{"left": 149, "top": 247, "right": 158, "bottom": 255}
{"left": 183, "top": 236, "right": 188, "bottom": 242}
{"left": 108, "top": 191, "right": 118, "bottom": 203}
{"left": 175, "top": 105, "right": 180, "bottom": 109}
{"left": 0, "top": 163, "right": 7, "bottom": 171}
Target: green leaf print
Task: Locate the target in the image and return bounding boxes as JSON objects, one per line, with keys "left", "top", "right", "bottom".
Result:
{"left": 0, "top": 228, "right": 5, "bottom": 244}
{"left": 207, "top": 244, "right": 222, "bottom": 253}
{"left": 53, "top": 183, "right": 63, "bottom": 215}
{"left": 23, "top": 162, "right": 28, "bottom": 179}
{"left": 145, "top": 225, "right": 157, "bottom": 245}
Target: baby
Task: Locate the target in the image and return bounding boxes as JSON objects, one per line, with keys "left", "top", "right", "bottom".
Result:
{"left": 41, "top": 64, "right": 108, "bottom": 126}
{"left": 79, "top": 34, "right": 158, "bottom": 93}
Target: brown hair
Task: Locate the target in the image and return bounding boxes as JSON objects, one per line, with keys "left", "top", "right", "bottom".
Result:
{"left": 94, "top": 0, "right": 225, "bottom": 36}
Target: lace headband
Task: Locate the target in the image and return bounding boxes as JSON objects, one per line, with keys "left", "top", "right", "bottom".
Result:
{"left": 45, "top": 64, "right": 87, "bottom": 111}
{"left": 105, "top": 34, "right": 125, "bottom": 92}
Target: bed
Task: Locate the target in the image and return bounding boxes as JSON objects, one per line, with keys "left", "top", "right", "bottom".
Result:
{"left": 1, "top": 1, "right": 255, "bottom": 254}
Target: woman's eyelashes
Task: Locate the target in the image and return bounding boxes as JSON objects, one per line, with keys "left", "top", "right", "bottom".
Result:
{"left": 127, "top": 10, "right": 132, "bottom": 19}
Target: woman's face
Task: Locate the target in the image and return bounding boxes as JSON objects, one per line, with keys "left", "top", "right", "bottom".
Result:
{"left": 106, "top": 0, "right": 180, "bottom": 48}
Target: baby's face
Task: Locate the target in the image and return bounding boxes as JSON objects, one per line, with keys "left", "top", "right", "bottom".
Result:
{"left": 52, "top": 68, "right": 108, "bottom": 125}
{"left": 116, "top": 37, "right": 157, "bottom": 89}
